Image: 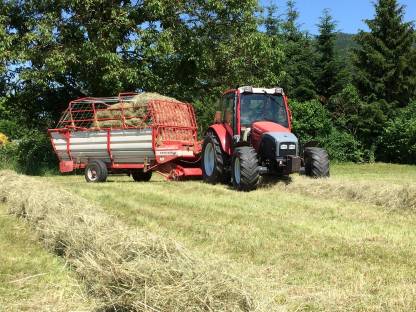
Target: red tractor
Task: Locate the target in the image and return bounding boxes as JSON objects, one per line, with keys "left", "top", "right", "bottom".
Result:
{"left": 202, "top": 86, "right": 329, "bottom": 191}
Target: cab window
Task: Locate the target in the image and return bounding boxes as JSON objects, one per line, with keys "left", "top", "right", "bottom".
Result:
{"left": 222, "top": 93, "right": 235, "bottom": 130}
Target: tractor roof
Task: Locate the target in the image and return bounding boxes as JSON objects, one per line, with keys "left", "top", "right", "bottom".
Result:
{"left": 238, "top": 86, "right": 285, "bottom": 95}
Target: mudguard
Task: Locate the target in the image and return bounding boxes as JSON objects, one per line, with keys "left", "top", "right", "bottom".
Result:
{"left": 207, "top": 124, "right": 232, "bottom": 155}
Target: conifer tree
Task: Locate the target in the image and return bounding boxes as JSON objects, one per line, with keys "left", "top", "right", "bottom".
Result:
{"left": 315, "top": 9, "right": 349, "bottom": 103}
{"left": 280, "top": 0, "right": 317, "bottom": 101}
{"left": 353, "top": 0, "right": 416, "bottom": 110}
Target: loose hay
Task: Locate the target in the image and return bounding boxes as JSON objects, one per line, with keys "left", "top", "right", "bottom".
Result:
{"left": 0, "top": 171, "right": 261, "bottom": 312}
{"left": 275, "top": 175, "right": 416, "bottom": 211}
{"left": 93, "top": 93, "right": 180, "bottom": 129}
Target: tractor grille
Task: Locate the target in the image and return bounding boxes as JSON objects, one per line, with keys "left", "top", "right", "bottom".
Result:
{"left": 279, "top": 142, "right": 297, "bottom": 157}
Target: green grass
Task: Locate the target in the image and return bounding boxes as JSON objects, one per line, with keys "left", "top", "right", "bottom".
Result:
{"left": 0, "top": 204, "right": 93, "bottom": 312}
{"left": 44, "top": 163, "right": 416, "bottom": 311}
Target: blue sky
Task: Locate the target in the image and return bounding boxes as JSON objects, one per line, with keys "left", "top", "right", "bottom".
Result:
{"left": 261, "top": 0, "right": 416, "bottom": 34}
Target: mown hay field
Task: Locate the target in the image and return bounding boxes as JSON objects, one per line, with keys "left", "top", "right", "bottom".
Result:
{"left": 1, "top": 163, "right": 416, "bottom": 311}
{"left": 40, "top": 163, "right": 416, "bottom": 312}
{"left": 0, "top": 203, "right": 94, "bottom": 312}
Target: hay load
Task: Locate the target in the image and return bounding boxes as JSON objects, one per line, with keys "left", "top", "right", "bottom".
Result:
{"left": 94, "top": 92, "right": 181, "bottom": 129}
{"left": 0, "top": 170, "right": 263, "bottom": 312}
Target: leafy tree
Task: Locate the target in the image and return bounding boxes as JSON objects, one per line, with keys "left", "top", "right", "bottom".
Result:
{"left": 280, "top": 0, "right": 317, "bottom": 101}
{"left": 379, "top": 101, "right": 416, "bottom": 164}
{"left": 315, "top": 9, "right": 349, "bottom": 103}
{"left": 264, "top": 4, "right": 281, "bottom": 36}
{"left": 5, "top": 0, "right": 285, "bottom": 130}
{"left": 290, "top": 98, "right": 364, "bottom": 161}
{"left": 329, "top": 84, "right": 387, "bottom": 154}
{"left": 289, "top": 99, "right": 332, "bottom": 144}
{"left": 353, "top": 0, "right": 416, "bottom": 110}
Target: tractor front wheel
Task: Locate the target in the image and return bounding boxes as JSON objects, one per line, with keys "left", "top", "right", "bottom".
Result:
{"left": 202, "top": 132, "right": 228, "bottom": 184}
{"left": 85, "top": 160, "right": 108, "bottom": 183}
{"left": 304, "top": 147, "right": 330, "bottom": 178}
{"left": 232, "top": 147, "right": 259, "bottom": 191}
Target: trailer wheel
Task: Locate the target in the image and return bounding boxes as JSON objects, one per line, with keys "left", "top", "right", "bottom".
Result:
{"left": 202, "top": 132, "right": 228, "bottom": 184}
{"left": 232, "top": 147, "right": 259, "bottom": 191}
{"left": 304, "top": 147, "right": 330, "bottom": 178}
{"left": 132, "top": 170, "right": 152, "bottom": 182}
{"left": 85, "top": 160, "right": 108, "bottom": 183}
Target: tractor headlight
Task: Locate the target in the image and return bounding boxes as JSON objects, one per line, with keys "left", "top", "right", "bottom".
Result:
{"left": 289, "top": 144, "right": 296, "bottom": 150}
{"left": 280, "top": 144, "right": 288, "bottom": 150}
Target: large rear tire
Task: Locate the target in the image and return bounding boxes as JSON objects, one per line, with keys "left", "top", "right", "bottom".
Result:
{"left": 232, "top": 147, "right": 259, "bottom": 191}
{"left": 202, "top": 132, "right": 228, "bottom": 184}
{"left": 85, "top": 160, "right": 108, "bottom": 183}
{"left": 304, "top": 147, "right": 330, "bottom": 178}
{"left": 132, "top": 169, "right": 152, "bottom": 182}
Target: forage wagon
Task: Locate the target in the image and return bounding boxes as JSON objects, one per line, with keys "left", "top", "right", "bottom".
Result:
{"left": 49, "top": 93, "right": 202, "bottom": 182}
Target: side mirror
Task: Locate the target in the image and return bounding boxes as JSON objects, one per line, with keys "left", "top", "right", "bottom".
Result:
{"left": 214, "top": 111, "right": 222, "bottom": 123}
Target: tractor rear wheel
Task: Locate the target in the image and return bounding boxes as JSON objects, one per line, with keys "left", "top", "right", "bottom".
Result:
{"left": 85, "top": 160, "right": 108, "bottom": 183}
{"left": 132, "top": 169, "right": 152, "bottom": 182}
{"left": 232, "top": 147, "right": 259, "bottom": 191}
{"left": 202, "top": 132, "right": 228, "bottom": 184}
{"left": 304, "top": 147, "right": 330, "bottom": 178}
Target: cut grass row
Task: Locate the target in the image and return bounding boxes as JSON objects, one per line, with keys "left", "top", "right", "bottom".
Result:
{"left": 46, "top": 163, "right": 416, "bottom": 311}
{"left": 1, "top": 171, "right": 262, "bottom": 312}
{"left": 0, "top": 204, "right": 93, "bottom": 312}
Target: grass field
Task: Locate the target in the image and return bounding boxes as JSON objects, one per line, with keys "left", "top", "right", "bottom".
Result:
{"left": 37, "top": 163, "right": 416, "bottom": 312}
{"left": 0, "top": 204, "right": 93, "bottom": 312}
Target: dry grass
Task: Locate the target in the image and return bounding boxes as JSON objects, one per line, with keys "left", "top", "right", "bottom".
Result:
{"left": 49, "top": 163, "right": 416, "bottom": 312}
{"left": 0, "top": 203, "right": 94, "bottom": 312}
{"left": 274, "top": 175, "right": 416, "bottom": 211}
{"left": 0, "top": 170, "right": 268, "bottom": 312}
{"left": 94, "top": 92, "right": 180, "bottom": 129}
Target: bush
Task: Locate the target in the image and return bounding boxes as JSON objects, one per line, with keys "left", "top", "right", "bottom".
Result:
{"left": 15, "top": 130, "right": 58, "bottom": 175}
{"left": 0, "top": 141, "right": 18, "bottom": 170}
{"left": 289, "top": 99, "right": 332, "bottom": 144}
{"left": 0, "top": 119, "right": 23, "bottom": 140}
{"left": 379, "top": 102, "right": 416, "bottom": 164}
{"left": 323, "top": 128, "right": 364, "bottom": 162}
{"left": 193, "top": 97, "right": 219, "bottom": 138}
{"left": 289, "top": 99, "right": 365, "bottom": 162}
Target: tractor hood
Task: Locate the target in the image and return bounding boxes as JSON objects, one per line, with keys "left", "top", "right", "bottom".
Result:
{"left": 251, "top": 121, "right": 290, "bottom": 135}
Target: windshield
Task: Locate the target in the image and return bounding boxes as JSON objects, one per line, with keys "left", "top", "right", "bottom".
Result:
{"left": 240, "top": 94, "right": 288, "bottom": 128}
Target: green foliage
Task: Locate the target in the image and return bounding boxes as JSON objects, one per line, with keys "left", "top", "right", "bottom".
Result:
{"left": 0, "top": 141, "right": 17, "bottom": 170}
{"left": 289, "top": 99, "right": 332, "bottom": 144}
{"left": 323, "top": 128, "right": 364, "bottom": 162}
{"left": 290, "top": 99, "right": 364, "bottom": 162}
{"left": 334, "top": 33, "right": 357, "bottom": 58}
{"left": 0, "top": 120, "right": 24, "bottom": 140}
{"left": 15, "top": 130, "right": 58, "bottom": 175}
{"left": 279, "top": 1, "right": 317, "bottom": 101}
{"left": 379, "top": 102, "right": 416, "bottom": 164}
{"left": 315, "top": 9, "right": 350, "bottom": 102}
{"left": 353, "top": 0, "right": 416, "bottom": 110}
{"left": 0, "top": 0, "right": 415, "bottom": 167}
{"left": 192, "top": 98, "right": 219, "bottom": 138}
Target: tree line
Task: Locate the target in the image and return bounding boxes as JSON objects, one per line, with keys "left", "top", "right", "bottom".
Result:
{"left": 0, "top": 0, "right": 415, "bottom": 173}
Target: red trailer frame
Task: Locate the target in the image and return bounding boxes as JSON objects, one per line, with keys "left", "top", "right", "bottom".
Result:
{"left": 48, "top": 93, "right": 202, "bottom": 180}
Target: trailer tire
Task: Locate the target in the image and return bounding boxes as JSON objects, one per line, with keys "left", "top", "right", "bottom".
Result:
{"left": 202, "top": 132, "right": 228, "bottom": 184}
{"left": 85, "top": 160, "right": 108, "bottom": 183}
{"left": 232, "top": 146, "right": 259, "bottom": 191}
{"left": 304, "top": 147, "right": 330, "bottom": 178}
{"left": 132, "top": 170, "right": 152, "bottom": 182}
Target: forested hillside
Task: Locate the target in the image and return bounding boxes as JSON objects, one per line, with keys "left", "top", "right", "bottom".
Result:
{"left": 0, "top": 0, "right": 415, "bottom": 174}
{"left": 335, "top": 33, "right": 356, "bottom": 58}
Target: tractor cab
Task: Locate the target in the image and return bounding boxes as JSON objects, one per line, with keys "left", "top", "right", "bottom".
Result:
{"left": 203, "top": 86, "right": 330, "bottom": 191}
{"left": 219, "top": 86, "right": 291, "bottom": 140}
